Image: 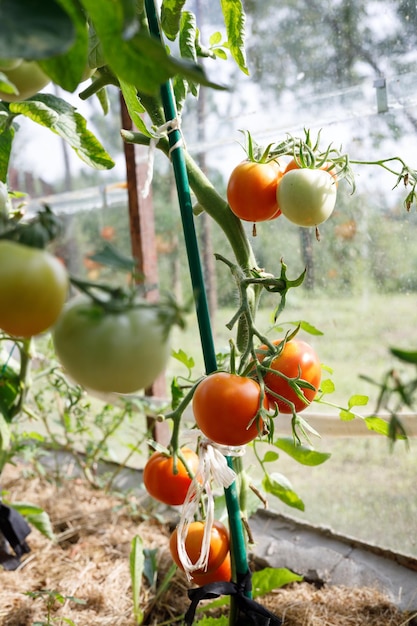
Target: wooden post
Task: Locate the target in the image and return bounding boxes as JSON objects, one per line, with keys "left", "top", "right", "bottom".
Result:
{"left": 120, "top": 93, "right": 170, "bottom": 447}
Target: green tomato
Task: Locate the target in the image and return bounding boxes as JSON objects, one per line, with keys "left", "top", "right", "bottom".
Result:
{"left": 0, "top": 58, "right": 23, "bottom": 71}
{"left": 277, "top": 168, "right": 337, "bottom": 227}
{"left": 0, "top": 240, "right": 69, "bottom": 337}
{"left": 52, "top": 299, "right": 172, "bottom": 394}
{"left": 0, "top": 61, "right": 50, "bottom": 102}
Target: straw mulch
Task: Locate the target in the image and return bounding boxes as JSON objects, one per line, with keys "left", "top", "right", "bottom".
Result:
{"left": 0, "top": 462, "right": 415, "bottom": 626}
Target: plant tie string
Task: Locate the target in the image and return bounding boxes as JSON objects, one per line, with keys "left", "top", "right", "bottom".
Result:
{"left": 184, "top": 569, "right": 283, "bottom": 626}
{"left": 141, "top": 118, "right": 183, "bottom": 198}
{"left": 176, "top": 437, "right": 244, "bottom": 579}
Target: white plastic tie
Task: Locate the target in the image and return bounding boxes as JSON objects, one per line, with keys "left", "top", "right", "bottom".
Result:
{"left": 141, "top": 118, "right": 183, "bottom": 198}
{"left": 176, "top": 436, "right": 244, "bottom": 579}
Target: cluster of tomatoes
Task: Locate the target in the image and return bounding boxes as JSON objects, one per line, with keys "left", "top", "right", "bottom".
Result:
{"left": 143, "top": 337, "right": 321, "bottom": 586}
{"left": 143, "top": 448, "right": 232, "bottom": 585}
{"left": 227, "top": 157, "right": 338, "bottom": 228}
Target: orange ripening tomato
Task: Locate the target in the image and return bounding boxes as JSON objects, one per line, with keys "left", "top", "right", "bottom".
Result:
{"left": 227, "top": 160, "right": 282, "bottom": 222}
{"left": 192, "top": 372, "right": 265, "bottom": 446}
{"left": 190, "top": 552, "right": 232, "bottom": 586}
{"left": 169, "top": 520, "right": 230, "bottom": 575}
{"left": 143, "top": 448, "right": 199, "bottom": 506}
{"left": 259, "top": 339, "right": 321, "bottom": 413}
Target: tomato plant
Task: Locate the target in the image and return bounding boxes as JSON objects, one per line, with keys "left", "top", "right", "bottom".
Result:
{"left": 260, "top": 339, "right": 321, "bottom": 413}
{"left": 142, "top": 447, "right": 199, "bottom": 506}
{"left": 169, "top": 520, "right": 230, "bottom": 575}
{"left": 0, "top": 60, "right": 50, "bottom": 102}
{"left": 0, "top": 241, "right": 68, "bottom": 338}
{"left": 190, "top": 552, "right": 231, "bottom": 586}
{"left": 192, "top": 372, "right": 265, "bottom": 446}
{"left": 52, "top": 298, "right": 173, "bottom": 394}
{"left": 276, "top": 168, "right": 337, "bottom": 227}
{"left": 227, "top": 160, "right": 282, "bottom": 222}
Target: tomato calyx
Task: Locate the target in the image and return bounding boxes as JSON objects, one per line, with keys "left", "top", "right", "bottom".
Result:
{"left": 0, "top": 205, "right": 62, "bottom": 249}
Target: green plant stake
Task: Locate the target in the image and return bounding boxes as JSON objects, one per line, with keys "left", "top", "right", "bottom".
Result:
{"left": 144, "top": 0, "right": 251, "bottom": 619}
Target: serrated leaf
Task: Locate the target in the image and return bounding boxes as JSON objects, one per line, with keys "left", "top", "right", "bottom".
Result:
{"left": 262, "top": 472, "right": 304, "bottom": 511}
{"left": 348, "top": 394, "right": 368, "bottom": 408}
{"left": 9, "top": 94, "right": 114, "bottom": 170}
{"left": 220, "top": 0, "right": 248, "bottom": 75}
{"left": 0, "top": 0, "right": 75, "bottom": 60}
{"left": 274, "top": 437, "right": 331, "bottom": 466}
{"left": 390, "top": 347, "right": 417, "bottom": 365}
{"left": 252, "top": 567, "right": 303, "bottom": 597}
{"left": 365, "top": 416, "right": 390, "bottom": 436}
{"left": 130, "top": 535, "right": 144, "bottom": 624}
{"left": 161, "top": 0, "right": 187, "bottom": 41}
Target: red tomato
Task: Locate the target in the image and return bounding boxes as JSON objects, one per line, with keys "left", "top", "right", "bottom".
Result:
{"left": 227, "top": 160, "right": 282, "bottom": 222}
{"left": 190, "top": 552, "right": 232, "bottom": 586}
{"left": 169, "top": 520, "right": 230, "bottom": 575}
{"left": 143, "top": 448, "right": 199, "bottom": 506}
{"left": 260, "top": 339, "right": 321, "bottom": 413}
{"left": 192, "top": 372, "right": 265, "bottom": 446}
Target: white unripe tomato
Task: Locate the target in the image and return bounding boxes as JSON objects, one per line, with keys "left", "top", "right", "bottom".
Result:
{"left": 277, "top": 168, "right": 337, "bottom": 227}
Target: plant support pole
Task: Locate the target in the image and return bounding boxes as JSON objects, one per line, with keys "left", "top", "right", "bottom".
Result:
{"left": 144, "top": 0, "right": 251, "bottom": 608}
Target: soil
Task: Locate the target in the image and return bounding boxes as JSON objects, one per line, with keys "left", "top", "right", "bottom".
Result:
{"left": 0, "top": 462, "right": 414, "bottom": 626}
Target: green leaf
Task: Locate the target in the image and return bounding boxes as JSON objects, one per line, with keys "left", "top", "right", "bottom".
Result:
{"left": 196, "top": 617, "right": 228, "bottom": 626}
{"left": 119, "top": 80, "right": 151, "bottom": 136}
{"left": 0, "top": 0, "right": 75, "bottom": 60}
{"left": 262, "top": 472, "right": 304, "bottom": 511}
{"left": 9, "top": 94, "right": 114, "bottom": 170}
{"left": 171, "top": 348, "right": 195, "bottom": 374}
{"left": 172, "top": 10, "right": 199, "bottom": 110}
{"left": 320, "top": 378, "right": 335, "bottom": 394}
{"left": 0, "top": 124, "right": 14, "bottom": 182}
{"left": 289, "top": 320, "right": 324, "bottom": 335}
{"left": 209, "top": 32, "right": 223, "bottom": 46}
{"left": 390, "top": 347, "right": 417, "bottom": 365}
{"left": 38, "top": 0, "right": 90, "bottom": 93}
{"left": 79, "top": 0, "right": 225, "bottom": 95}
{"left": 143, "top": 548, "right": 158, "bottom": 588}
{"left": 161, "top": 0, "right": 187, "bottom": 41}
{"left": 220, "top": 0, "right": 249, "bottom": 75}
{"left": 274, "top": 437, "right": 331, "bottom": 466}
{"left": 365, "top": 416, "right": 390, "bottom": 436}
{"left": 262, "top": 450, "right": 279, "bottom": 463}
{"left": 86, "top": 242, "right": 136, "bottom": 272}
{"left": 0, "top": 363, "right": 21, "bottom": 422}
{"left": 252, "top": 567, "right": 303, "bottom": 598}
{"left": 348, "top": 394, "right": 369, "bottom": 409}
{"left": 339, "top": 409, "right": 356, "bottom": 421}
{"left": 11, "top": 503, "right": 55, "bottom": 540}
{"left": 130, "top": 535, "right": 145, "bottom": 625}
